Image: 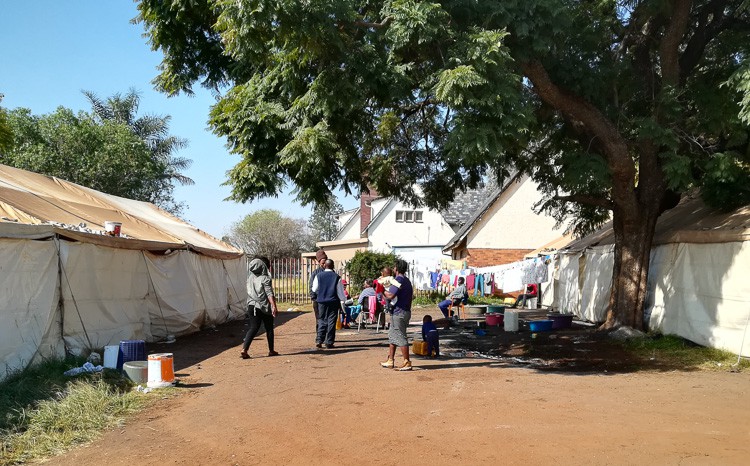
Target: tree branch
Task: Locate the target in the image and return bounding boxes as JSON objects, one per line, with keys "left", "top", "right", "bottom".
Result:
{"left": 659, "top": 0, "right": 693, "bottom": 87}
{"left": 349, "top": 17, "right": 391, "bottom": 30}
{"left": 679, "top": 0, "right": 730, "bottom": 83}
{"left": 521, "top": 61, "right": 631, "bottom": 168}
{"left": 554, "top": 194, "right": 613, "bottom": 210}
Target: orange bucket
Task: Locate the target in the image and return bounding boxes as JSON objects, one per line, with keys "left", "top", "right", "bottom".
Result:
{"left": 147, "top": 353, "right": 175, "bottom": 388}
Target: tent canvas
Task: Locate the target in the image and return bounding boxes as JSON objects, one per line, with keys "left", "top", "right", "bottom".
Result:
{"left": 553, "top": 194, "right": 750, "bottom": 356}
{"left": 0, "top": 164, "right": 247, "bottom": 378}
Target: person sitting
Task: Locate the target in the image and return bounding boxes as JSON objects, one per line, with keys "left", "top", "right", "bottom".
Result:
{"left": 511, "top": 283, "right": 538, "bottom": 308}
{"left": 422, "top": 314, "right": 440, "bottom": 358}
{"left": 357, "top": 279, "right": 378, "bottom": 323}
{"left": 437, "top": 277, "right": 468, "bottom": 318}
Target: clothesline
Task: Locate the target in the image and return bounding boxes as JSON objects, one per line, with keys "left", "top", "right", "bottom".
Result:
{"left": 409, "top": 254, "right": 554, "bottom": 295}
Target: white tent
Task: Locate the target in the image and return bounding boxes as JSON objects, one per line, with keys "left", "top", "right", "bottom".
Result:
{"left": 0, "top": 164, "right": 247, "bottom": 377}
{"left": 553, "top": 193, "right": 750, "bottom": 356}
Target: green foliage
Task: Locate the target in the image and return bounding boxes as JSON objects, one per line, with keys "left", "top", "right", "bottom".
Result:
{"left": 308, "top": 193, "right": 343, "bottom": 243}
{"left": 136, "top": 1, "right": 750, "bottom": 326}
{"left": 224, "top": 209, "right": 311, "bottom": 259}
{"left": 345, "top": 250, "right": 398, "bottom": 290}
{"left": 1, "top": 91, "right": 192, "bottom": 215}
{"left": 1, "top": 376, "right": 145, "bottom": 465}
{"left": 0, "top": 95, "right": 12, "bottom": 154}
{"left": 83, "top": 89, "right": 193, "bottom": 214}
{"left": 2, "top": 107, "right": 165, "bottom": 202}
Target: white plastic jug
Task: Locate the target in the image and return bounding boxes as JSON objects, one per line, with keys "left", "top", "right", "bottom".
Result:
{"left": 504, "top": 310, "right": 519, "bottom": 332}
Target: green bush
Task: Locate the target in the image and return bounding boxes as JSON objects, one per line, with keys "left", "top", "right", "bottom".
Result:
{"left": 345, "top": 250, "right": 399, "bottom": 290}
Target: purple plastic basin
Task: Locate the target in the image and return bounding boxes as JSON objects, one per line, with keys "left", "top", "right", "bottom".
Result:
{"left": 528, "top": 320, "right": 554, "bottom": 332}
{"left": 548, "top": 314, "right": 574, "bottom": 329}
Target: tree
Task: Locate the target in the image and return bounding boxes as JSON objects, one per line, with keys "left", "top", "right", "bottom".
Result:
{"left": 308, "top": 194, "right": 344, "bottom": 243}
{"left": 83, "top": 89, "right": 194, "bottom": 213}
{"left": 224, "top": 209, "right": 312, "bottom": 260}
{"left": 2, "top": 107, "right": 170, "bottom": 203}
{"left": 136, "top": 1, "right": 750, "bottom": 330}
{"left": 346, "top": 250, "right": 399, "bottom": 292}
{"left": 0, "top": 94, "right": 12, "bottom": 153}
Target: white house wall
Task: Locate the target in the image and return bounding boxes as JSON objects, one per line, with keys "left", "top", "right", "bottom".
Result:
{"left": 367, "top": 199, "right": 456, "bottom": 253}
{"left": 467, "top": 176, "right": 564, "bottom": 249}
{"left": 336, "top": 214, "right": 361, "bottom": 241}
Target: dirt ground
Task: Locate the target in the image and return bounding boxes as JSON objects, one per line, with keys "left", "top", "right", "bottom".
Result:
{"left": 48, "top": 306, "right": 750, "bottom": 465}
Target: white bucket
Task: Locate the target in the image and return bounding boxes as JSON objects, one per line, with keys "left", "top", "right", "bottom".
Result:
{"left": 104, "top": 221, "right": 122, "bottom": 236}
{"left": 504, "top": 310, "right": 519, "bottom": 332}
{"left": 103, "top": 345, "right": 119, "bottom": 369}
{"left": 147, "top": 353, "right": 175, "bottom": 388}
{"left": 525, "top": 297, "right": 538, "bottom": 309}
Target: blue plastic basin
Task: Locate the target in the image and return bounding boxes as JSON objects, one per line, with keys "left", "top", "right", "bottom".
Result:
{"left": 528, "top": 320, "right": 554, "bottom": 332}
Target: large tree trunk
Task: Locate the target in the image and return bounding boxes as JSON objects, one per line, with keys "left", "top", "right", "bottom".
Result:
{"left": 601, "top": 208, "right": 660, "bottom": 330}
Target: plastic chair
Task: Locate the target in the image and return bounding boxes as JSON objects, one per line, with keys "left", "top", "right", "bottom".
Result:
{"left": 447, "top": 300, "right": 465, "bottom": 320}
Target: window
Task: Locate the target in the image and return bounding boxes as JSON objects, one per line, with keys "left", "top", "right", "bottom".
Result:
{"left": 395, "top": 210, "right": 423, "bottom": 223}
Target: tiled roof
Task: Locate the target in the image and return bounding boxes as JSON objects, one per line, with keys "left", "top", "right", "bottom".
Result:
{"left": 441, "top": 179, "right": 500, "bottom": 228}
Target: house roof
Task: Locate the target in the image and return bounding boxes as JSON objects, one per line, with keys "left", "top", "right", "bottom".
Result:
{"left": 441, "top": 181, "right": 499, "bottom": 227}
{"left": 0, "top": 163, "right": 243, "bottom": 259}
{"left": 363, "top": 198, "right": 394, "bottom": 233}
{"left": 442, "top": 173, "right": 524, "bottom": 253}
{"left": 334, "top": 206, "right": 360, "bottom": 238}
{"left": 560, "top": 193, "right": 750, "bottom": 253}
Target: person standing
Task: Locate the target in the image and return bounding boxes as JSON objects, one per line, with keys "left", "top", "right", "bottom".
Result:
{"left": 311, "top": 259, "right": 346, "bottom": 349}
{"left": 309, "top": 249, "right": 328, "bottom": 345}
{"left": 380, "top": 259, "right": 414, "bottom": 371}
{"left": 240, "top": 256, "right": 279, "bottom": 359}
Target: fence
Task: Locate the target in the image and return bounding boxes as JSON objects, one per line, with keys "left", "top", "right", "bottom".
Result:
{"left": 269, "top": 257, "right": 444, "bottom": 305}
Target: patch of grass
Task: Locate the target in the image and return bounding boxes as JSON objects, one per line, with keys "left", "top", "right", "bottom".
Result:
{"left": 412, "top": 293, "right": 509, "bottom": 306}
{"left": 0, "top": 357, "right": 86, "bottom": 431}
{"left": 0, "top": 359, "right": 155, "bottom": 465}
{"left": 622, "top": 334, "right": 750, "bottom": 371}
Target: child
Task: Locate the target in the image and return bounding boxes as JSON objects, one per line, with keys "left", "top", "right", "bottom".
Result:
{"left": 422, "top": 314, "right": 440, "bottom": 358}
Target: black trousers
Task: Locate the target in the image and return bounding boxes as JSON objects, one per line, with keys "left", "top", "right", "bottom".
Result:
{"left": 242, "top": 308, "right": 275, "bottom": 352}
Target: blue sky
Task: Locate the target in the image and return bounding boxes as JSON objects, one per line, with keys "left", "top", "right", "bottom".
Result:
{"left": 0, "top": 1, "right": 358, "bottom": 238}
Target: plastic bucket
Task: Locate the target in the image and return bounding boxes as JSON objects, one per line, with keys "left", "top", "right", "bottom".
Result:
{"left": 147, "top": 353, "right": 175, "bottom": 388}
{"left": 486, "top": 313, "right": 504, "bottom": 327}
{"left": 487, "top": 305, "right": 505, "bottom": 314}
{"left": 548, "top": 314, "right": 574, "bottom": 329}
{"left": 504, "top": 310, "right": 519, "bottom": 332}
{"left": 103, "top": 345, "right": 119, "bottom": 369}
{"left": 118, "top": 340, "right": 146, "bottom": 370}
{"left": 123, "top": 361, "right": 148, "bottom": 384}
{"left": 104, "top": 221, "right": 122, "bottom": 236}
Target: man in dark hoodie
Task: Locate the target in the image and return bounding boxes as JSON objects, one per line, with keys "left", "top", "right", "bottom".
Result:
{"left": 240, "top": 256, "right": 279, "bottom": 359}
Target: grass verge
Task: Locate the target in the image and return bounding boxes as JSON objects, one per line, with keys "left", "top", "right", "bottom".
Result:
{"left": 0, "top": 358, "right": 156, "bottom": 465}
{"left": 622, "top": 334, "right": 750, "bottom": 371}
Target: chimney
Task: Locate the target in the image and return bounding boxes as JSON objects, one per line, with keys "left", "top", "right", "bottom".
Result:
{"left": 360, "top": 187, "right": 379, "bottom": 238}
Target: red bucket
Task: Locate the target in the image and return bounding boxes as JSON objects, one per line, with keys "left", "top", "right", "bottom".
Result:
{"left": 485, "top": 313, "right": 504, "bottom": 326}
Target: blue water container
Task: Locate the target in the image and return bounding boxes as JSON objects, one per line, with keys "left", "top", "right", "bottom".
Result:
{"left": 118, "top": 340, "right": 146, "bottom": 370}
